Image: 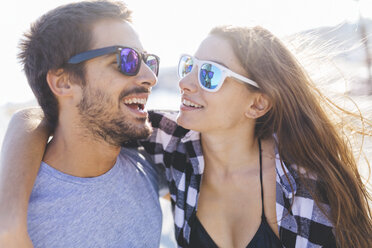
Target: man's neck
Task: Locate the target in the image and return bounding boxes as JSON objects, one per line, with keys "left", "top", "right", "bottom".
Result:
{"left": 43, "top": 124, "right": 121, "bottom": 178}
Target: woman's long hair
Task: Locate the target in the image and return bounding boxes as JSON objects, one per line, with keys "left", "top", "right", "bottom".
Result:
{"left": 210, "top": 26, "right": 372, "bottom": 248}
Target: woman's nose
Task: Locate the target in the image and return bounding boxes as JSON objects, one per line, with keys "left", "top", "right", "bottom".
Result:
{"left": 178, "top": 66, "right": 198, "bottom": 93}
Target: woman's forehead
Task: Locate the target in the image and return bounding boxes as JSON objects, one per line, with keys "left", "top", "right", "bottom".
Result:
{"left": 195, "top": 35, "right": 232, "bottom": 58}
{"left": 195, "top": 35, "right": 245, "bottom": 73}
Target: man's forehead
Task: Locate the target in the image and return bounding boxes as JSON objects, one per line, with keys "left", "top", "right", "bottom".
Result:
{"left": 90, "top": 19, "right": 144, "bottom": 52}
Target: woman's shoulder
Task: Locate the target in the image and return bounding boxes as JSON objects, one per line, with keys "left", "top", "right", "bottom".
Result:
{"left": 289, "top": 165, "right": 327, "bottom": 201}
{"left": 277, "top": 162, "right": 334, "bottom": 245}
{"left": 272, "top": 141, "right": 330, "bottom": 207}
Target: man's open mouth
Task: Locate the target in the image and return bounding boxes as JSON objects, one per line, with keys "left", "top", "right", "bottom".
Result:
{"left": 123, "top": 97, "right": 147, "bottom": 111}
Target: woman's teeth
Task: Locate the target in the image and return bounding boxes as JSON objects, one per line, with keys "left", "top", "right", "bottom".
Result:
{"left": 182, "top": 99, "right": 203, "bottom": 108}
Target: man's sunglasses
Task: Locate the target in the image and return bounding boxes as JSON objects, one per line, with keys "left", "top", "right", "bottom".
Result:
{"left": 68, "top": 46, "right": 160, "bottom": 76}
{"left": 177, "top": 54, "right": 259, "bottom": 92}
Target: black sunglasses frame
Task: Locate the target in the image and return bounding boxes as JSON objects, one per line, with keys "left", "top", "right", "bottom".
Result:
{"left": 68, "top": 46, "right": 160, "bottom": 76}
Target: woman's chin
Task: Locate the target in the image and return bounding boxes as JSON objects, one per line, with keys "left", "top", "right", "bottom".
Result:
{"left": 176, "top": 114, "right": 187, "bottom": 128}
{"left": 176, "top": 114, "right": 198, "bottom": 131}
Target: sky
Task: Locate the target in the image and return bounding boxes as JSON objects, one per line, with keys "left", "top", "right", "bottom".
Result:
{"left": 0, "top": 0, "right": 371, "bottom": 105}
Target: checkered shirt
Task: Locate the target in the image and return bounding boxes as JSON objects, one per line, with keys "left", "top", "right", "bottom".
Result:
{"left": 140, "top": 110, "right": 336, "bottom": 248}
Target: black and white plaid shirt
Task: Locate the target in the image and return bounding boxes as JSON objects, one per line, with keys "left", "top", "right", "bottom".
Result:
{"left": 140, "top": 110, "right": 336, "bottom": 248}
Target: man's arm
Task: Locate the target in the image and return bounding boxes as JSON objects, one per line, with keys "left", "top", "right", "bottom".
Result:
{"left": 0, "top": 108, "right": 50, "bottom": 247}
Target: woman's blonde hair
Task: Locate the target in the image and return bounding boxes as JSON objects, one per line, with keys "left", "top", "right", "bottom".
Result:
{"left": 210, "top": 25, "right": 372, "bottom": 248}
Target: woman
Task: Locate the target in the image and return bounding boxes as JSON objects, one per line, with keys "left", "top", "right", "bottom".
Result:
{"left": 141, "top": 26, "right": 371, "bottom": 247}
{"left": 1, "top": 26, "right": 371, "bottom": 247}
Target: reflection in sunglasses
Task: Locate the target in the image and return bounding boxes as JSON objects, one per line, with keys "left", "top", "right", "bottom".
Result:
{"left": 121, "top": 49, "right": 139, "bottom": 74}
{"left": 201, "top": 64, "right": 214, "bottom": 89}
{"left": 178, "top": 54, "right": 259, "bottom": 92}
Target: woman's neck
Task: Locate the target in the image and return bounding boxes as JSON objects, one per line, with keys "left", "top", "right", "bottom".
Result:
{"left": 201, "top": 125, "right": 259, "bottom": 177}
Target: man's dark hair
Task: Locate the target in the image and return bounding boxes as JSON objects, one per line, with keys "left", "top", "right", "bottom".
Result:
{"left": 18, "top": 0, "right": 132, "bottom": 131}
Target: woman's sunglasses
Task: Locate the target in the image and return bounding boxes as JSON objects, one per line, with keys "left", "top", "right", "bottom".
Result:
{"left": 177, "top": 54, "right": 259, "bottom": 92}
{"left": 68, "top": 46, "right": 160, "bottom": 76}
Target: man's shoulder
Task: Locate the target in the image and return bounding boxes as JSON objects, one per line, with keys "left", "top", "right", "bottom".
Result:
{"left": 118, "top": 147, "right": 157, "bottom": 178}
{"left": 119, "top": 147, "right": 152, "bottom": 163}
{"left": 118, "top": 146, "right": 167, "bottom": 196}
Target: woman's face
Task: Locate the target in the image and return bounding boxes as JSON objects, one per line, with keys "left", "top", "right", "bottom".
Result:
{"left": 177, "top": 35, "right": 256, "bottom": 133}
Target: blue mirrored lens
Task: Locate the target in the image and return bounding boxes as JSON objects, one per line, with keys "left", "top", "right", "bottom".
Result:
{"left": 145, "top": 55, "right": 159, "bottom": 75}
{"left": 178, "top": 56, "right": 193, "bottom": 78}
{"left": 120, "top": 48, "right": 139, "bottom": 75}
{"left": 199, "top": 63, "right": 221, "bottom": 90}
{"left": 201, "top": 69, "right": 214, "bottom": 79}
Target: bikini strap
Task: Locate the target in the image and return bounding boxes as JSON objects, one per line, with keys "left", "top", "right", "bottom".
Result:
{"left": 258, "top": 138, "right": 265, "bottom": 219}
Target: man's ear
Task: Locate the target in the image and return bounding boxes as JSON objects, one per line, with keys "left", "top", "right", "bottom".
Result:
{"left": 245, "top": 93, "right": 272, "bottom": 119}
{"left": 46, "top": 69, "right": 73, "bottom": 97}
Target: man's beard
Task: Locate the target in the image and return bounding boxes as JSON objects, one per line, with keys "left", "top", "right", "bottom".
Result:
{"left": 77, "top": 86, "right": 152, "bottom": 146}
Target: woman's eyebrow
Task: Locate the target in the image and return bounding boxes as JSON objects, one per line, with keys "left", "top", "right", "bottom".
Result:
{"left": 194, "top": 56, "right": 230, "bottom": 68}
{"left": 210, "top": 59, "right": 230, "bottom": 69}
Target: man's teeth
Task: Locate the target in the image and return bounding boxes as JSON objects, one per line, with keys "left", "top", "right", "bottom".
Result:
{"left": 123, "top": 98, "right": 147, "bottom": 105}
{"left": 182, "top": 99, "right": 203, "bottom": 108}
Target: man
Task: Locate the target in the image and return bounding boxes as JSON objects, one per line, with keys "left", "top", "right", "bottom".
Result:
{"left": 0, "top": 1, "right": 166, "bottom": 247}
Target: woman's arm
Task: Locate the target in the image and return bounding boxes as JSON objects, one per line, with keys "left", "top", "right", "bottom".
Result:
{"left": 140, "top": 110, "right": 187, "bottom": 166}
{"left": 0, "top": 108, "right": 50, "bottom": 247}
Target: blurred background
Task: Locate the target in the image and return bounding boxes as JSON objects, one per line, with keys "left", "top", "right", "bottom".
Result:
{"left": 0, "top": 0, "right": 371, "bottom": 247}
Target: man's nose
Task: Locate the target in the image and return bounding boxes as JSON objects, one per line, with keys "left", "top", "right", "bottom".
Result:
{"left": 135, "top": 60, "right": 158, "bottom": 88}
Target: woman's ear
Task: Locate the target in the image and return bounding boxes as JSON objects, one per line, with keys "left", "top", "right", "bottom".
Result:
{"left": 46, "top": 69, "right": 73, "bottom": 97}
{"left": 245, "top": 93, "right": 272, "bottom": 119}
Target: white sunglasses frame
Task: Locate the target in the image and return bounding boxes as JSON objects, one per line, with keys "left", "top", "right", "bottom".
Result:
{"left": 178, "top": 54, "right": 259, "bottom": 92}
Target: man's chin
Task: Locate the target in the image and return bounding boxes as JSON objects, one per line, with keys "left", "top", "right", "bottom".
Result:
{"left": 123, "top": 120, "right": 153, "bottom": 142}
{"left": 135, "top": 116, "right": 148, "bottom": 123}
{"left": 139, "top": 120, "right": 153, "bottom": 139}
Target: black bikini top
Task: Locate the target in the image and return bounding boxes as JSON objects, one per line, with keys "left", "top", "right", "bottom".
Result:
{"left": 189, "top": 139, "right": 283, "bottom": 248}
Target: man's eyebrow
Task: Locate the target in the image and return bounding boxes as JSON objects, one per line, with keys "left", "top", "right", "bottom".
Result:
{"left": 115, "top": 46, "right": 146, "bottom": 54}
{"left": 136, "top": 48, "right": 147, "bottom": 54}
{"left": 102, "top": 53, "right": 117, "bottom": 59}
{"left": 126, "top": 46, "right": 144, "bottom": 53}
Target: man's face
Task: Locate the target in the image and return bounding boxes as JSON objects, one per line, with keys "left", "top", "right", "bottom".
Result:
{"left": 76, "top": 19, "right": 157, "bottom": 146}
